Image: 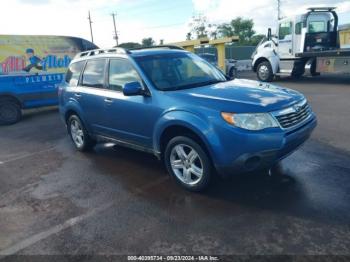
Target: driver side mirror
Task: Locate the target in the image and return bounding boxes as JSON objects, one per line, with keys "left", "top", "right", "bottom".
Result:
{"left": 267, "top": 28, "right": 272, "bottom": 40}
{"left": 123, "top": 81, "right": 146, "bottom": 96}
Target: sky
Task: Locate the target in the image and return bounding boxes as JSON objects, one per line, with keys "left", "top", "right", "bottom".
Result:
{"left": 0, "top": 0, "right": 350, "bottom": 47}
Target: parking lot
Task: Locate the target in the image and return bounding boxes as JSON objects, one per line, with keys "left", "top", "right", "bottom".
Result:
{"left": 0, "top": 73, "right": 350, "bottom": 258}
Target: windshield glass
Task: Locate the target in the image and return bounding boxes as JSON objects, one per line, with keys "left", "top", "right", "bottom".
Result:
{"left": 134, "top": 52, "right": 227, "bottom": 91}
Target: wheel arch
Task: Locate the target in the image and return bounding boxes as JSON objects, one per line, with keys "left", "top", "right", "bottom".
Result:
{"left": 154, "top": 111, "right": 219, "bottom": 163}
{"left": 0, "top": 93, "right": 23, "bottom": 108}
{"left": 159, "top": 125, "right": 212, "bottom": 159}
{"left": 253, "top": 57, "right": 270, "bottom": 72}
{"left": 63, "top": 105, "right": 93, "bottom": 135}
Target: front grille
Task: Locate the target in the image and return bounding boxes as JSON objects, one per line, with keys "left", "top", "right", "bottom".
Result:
{"left": 275, "top": 102, "right": 312, "bottom": 129}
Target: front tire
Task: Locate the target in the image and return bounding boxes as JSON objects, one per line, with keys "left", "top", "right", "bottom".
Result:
{"left": 257, "top": 61, "right": 274, "bottom": 82}
{"left": 68, "top": 115, "right": 96, "bottom": 151}
{"left": 164, "top": 136, "right": 212, "bottom": 192}
{"left": 228, "top": 67, "right": 237, "bottom": 79}
{"left": 0, "top": 99, "right": 22, "bottom": 125}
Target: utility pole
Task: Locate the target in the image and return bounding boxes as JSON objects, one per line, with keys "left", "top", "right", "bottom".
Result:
{"left": 277, "top": 0, "right": 281, "bottom": 20}
{"left": 88, "top": 11, "right": 94, "bottom": 43}
{"left": 111, "top": 12, "right": 119, "bottom": 46}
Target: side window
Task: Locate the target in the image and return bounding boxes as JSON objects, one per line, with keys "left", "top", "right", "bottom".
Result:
{"left": 309, "top": 21, "right": 326, "bottom": 33}
{"left": 279, "top": 21, "right": 292, "bottom": 40}
{"left": 295, "top": 22, "right": 302, "bottom": 35}
{"left": 81, "top": 59, "right": 107, "bottom": 88}
{"left": 108, "top": 59, "right": 141, "bottom": 92}
{"left": 65, "top": 61, "right": 85, "bottom": 86}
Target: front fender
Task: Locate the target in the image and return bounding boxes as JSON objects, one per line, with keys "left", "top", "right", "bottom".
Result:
{"left": 153, "top": 110, "right": 220, "bottom": 160}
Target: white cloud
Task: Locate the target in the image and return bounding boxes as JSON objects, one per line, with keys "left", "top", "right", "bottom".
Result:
{"left": 0, "top": 0, "right": 189, "bottom": 47}
{"left": 0, "top": 0, "right": 349, "bottom": 48}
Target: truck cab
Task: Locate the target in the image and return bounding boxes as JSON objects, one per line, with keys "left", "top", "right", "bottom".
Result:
{"left": 252, "top": 7, "right": 350, "bottom": 81}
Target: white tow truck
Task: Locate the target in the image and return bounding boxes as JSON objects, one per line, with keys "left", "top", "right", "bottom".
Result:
{"left": 252, "top": 7, "right": 350, "bottom": 81}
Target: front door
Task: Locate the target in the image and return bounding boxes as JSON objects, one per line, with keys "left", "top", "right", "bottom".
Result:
{"left": 278, "top": 20, "right": 294, "bottom": 59}
{"left": 102, "top": 58, "right": 160, "bottom": 148}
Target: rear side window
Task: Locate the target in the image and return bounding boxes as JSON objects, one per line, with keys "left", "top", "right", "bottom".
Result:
{"left": 65, "top": 61, "right": 85, "bottom": 86}
{"left": 82, "top": 59, "right": 107, "bottom": 88}
{"left": 108, "top": 59, "right": 141, "bottom": 92}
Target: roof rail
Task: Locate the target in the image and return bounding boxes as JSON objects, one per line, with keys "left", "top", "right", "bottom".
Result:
{"left": 307, "top": 7, "right": 336, "bottom": 12}
{"left": 127, "top": 45, "right": 185, "bottom": 51}
{"left": 74, "top": 47, "right": 130, "bottom": 59}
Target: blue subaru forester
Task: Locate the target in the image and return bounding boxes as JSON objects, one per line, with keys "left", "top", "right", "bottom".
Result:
{"left": 59, "top": 46, "right": 317, "bottom": 192}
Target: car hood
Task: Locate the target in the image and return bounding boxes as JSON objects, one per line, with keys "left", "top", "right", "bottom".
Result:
{"left": 169, "top": 79, "right": 305, "bottom": 113}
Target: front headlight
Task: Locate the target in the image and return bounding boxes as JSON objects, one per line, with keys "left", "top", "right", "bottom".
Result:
{"left": 221, "top": 112, "right": 279, "bottom": 131}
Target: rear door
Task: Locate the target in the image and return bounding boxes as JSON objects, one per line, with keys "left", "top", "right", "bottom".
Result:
{"left": 76, "top": 58, "right": 109, "bottom": 134}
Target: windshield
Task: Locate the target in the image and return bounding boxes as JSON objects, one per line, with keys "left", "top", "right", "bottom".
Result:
{"left": 134, "top": 52, "right": 227, "bottom": 91}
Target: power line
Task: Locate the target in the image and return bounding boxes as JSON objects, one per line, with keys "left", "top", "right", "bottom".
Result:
{"left": 88, "top": 11, "right": 94, "bottom": 43}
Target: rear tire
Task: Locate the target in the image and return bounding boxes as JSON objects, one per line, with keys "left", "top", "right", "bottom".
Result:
{"left": 257, "top": 61, "right": 274, "bottom": 82}
{"left": 164, "top": 136, "right": 212, "bottom": 192}
{"left": 67, "top": 115, "right": 96, "bottom": 151}
{"left": 0, "top": 98, "right": 22, "bottom": 125}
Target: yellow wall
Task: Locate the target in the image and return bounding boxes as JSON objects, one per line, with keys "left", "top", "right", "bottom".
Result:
{"left": 339, "top": 30, "right": 350, "bottom": 49}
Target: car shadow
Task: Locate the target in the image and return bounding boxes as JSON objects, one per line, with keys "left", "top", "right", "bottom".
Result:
{"left": 86, "top": 143, "right": 349, "bottom": 227}
{"left": 21, "top": 106, "right": 59, "bottom": 122}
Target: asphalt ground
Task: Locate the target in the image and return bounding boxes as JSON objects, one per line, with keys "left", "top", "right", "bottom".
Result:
{"left": 0, "top": 73, "right": 350, "bottom": 261}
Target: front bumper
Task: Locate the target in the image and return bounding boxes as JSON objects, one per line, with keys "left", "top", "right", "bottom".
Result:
{"left": 215, "top": 115, "right": 317, "bottom": 177}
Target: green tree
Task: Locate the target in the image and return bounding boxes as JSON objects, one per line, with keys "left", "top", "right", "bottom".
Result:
{"left": 250, "top": 34, "right": 266, "bottom": 46}
{"left": 188, "top": 14, "right": 214, "bottom": 39}
{"left": 141, "top": 37, "right": 155, "bottom": 47}
{"left": 118, "top": 42, "right": 142, "bottom": 49}
{"left": 217, "top": 17, "right": 256, "bottom": 45}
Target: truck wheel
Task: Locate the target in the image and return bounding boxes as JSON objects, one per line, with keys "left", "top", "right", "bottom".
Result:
{"left": 164, "top": 136, "right": 212, "bottom": 192}
{"left": 229, "top": 67, "right": 238, "bottom": 79}
{"left": 68, "top": 115, "right": 96, "bottom": 151}
{"left": 0, "top": 99, "right": 22, "bottom": 125}
{"left": 257, "top": 61, "right": 274, "bottom": 82}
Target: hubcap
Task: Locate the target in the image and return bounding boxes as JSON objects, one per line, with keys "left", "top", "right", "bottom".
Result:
{"left": 170, "top": 144, "right": 203, "bottom": 185}
{"left": 258, "top": 65, "right": 269, "bottom": 80}
{"left": 70, "top": 120, "right": 84, "bottom": 147}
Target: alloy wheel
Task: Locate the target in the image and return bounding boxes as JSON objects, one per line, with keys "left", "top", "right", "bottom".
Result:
{"left": 70, "top": 119, "right": 84, "bottom": 148}
{"left": 170, "top": 144, "right": 204, "bottom": 185}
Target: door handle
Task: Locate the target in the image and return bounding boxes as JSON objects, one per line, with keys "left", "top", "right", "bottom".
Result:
{"left": 104, "top": 98, "right": 113, "bottom": 103}
{"left": 74, "top": 92, "right": 82, "bottom": 98}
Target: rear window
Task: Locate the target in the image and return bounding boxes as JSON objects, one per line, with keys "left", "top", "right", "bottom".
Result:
{"left": 309, "top": 21, "right": 326, "bottom": 33}
{"left": 81, "top": 59, "right": 107, "bottom": 88}
{"left": 65, "top": 61, "right": 85, "bottom": 86}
